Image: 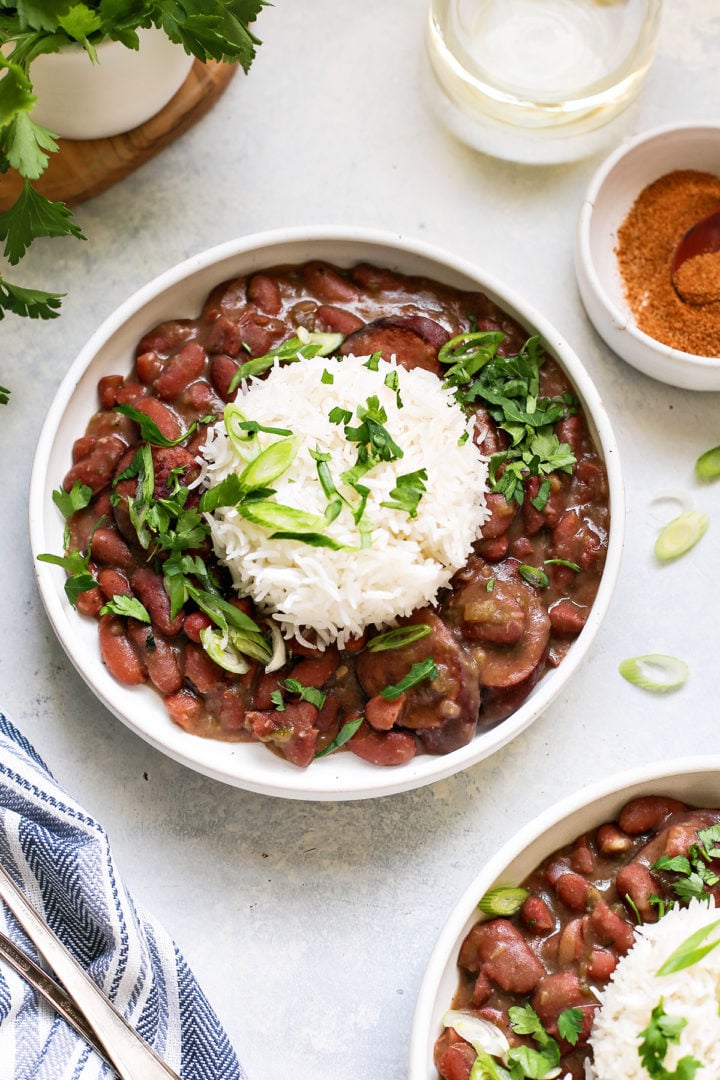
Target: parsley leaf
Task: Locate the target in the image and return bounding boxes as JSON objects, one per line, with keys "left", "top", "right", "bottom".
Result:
{"left": 380, "top": 657, "right": 438, "bottom": 700}
{"left": 51, "top": 481, "right": 92, "bottom": 518}
{"left": 0, "top": 180, "right": 86, "bottom": 264}
{"left": 314, "top": 715, "right": 364, "bottom": 758}
{"left": 557, "top": 1007, "right": 584, "bottom": 1046}
{"left": 638, "top": 999, "right": 702, "bottom": 1080}
{"left": 381, "top": 468, "right": 427, "bottom": 518}
{"left": 100, "top": 595, "right": 151, "bottom": 622}
{"left": 282, "top": 678, "right": 326, "bottom": 710}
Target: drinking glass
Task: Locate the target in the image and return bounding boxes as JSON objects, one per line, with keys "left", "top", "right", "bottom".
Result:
{"left": 426, "top": 0, "right": 663, "bottom": 163}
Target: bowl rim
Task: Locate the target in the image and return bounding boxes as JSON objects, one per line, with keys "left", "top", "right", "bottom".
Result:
{"left": 409, "top": 754, "right": 720, "bottom": 1078}
{"left": 29, "top": 225, "right": 625, "bottom": 801}
{"left": 577, "top": 120, "right": 720, "bottom": 373}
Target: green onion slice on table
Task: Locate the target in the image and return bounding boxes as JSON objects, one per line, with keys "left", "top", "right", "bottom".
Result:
{"left": 619, "top": 654, "right": 689, "bottom": 693}
{"left": 654, "top": 511, "right": 709, "bottom": 561}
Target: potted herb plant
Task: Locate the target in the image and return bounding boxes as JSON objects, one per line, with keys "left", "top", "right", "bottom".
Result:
{"left": 0, "top": 0, "right": 265, "bottom": 323}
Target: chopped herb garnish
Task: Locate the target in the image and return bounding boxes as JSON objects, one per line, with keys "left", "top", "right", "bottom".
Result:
{"left": 380, "top": 657, "right": 438, "bottom": 700}
{"left": 638, "top": 999, "right": 702, "bottom": 1080}
{"left": 440, "top": 334, "right": 577, "bottom": 506}
{"left": 51, "top": 482, "right": 92, "bottom": 519}
{"left": 270, "top": 689, "right": 286, "bottom": 710}
{"left": 115, "top": 403, "right": 211, "bottom": 447}
{"left": 656, "top": 919, "right": 720, "bottom": 975}
{"left": 518, "top": 564, "right": 549, "bottom": 589}
{"left": 282, "top": 678, "right": 326, "bottom": 710}
{"left": 544, "top": 558, "right": 581, "bottom": 572}
{"left": 477, "top": 887, "right": 529, "bottom": 917}
{"left": 99, "top": 595, "right": 151, "bottom": 622}
{"left": 381, "top": 468, "right": 428, "bottom": 518}
{"left": 366, "top": 625, "right": 432, "bottom": 652}
{"left": 652, "top": 824, "right": 720, "bottom": 904}
{"left": 314, "top": 715, "right": 364, "bottom": 758}
{"left": 37, "top": 548, "right": 95, "bottom": 605}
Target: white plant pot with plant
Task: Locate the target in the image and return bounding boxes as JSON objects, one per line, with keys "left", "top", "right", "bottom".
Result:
{"left": 0, "top": 0, "right": 265, "bottom": 334}
{"left": 28, "top": 26, "right": 195, "bottom": 140}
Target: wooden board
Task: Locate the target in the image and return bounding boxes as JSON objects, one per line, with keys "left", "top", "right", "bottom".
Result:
{"left": 0, "top": 60, "right": 237, "bottom": 211}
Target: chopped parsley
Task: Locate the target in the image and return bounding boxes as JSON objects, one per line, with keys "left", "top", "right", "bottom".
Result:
{"left": 380, "top": 657, "right": 438, "bottom": 700}
{"left": 652, "top": 823, "right": 720, "bottom": 903}
{"left": 638, "top": 1000, "right": 701, "bottom": 1080}
{"left": 438, "top": 332, "right": 577, "bottom": 507}
{"left": 314, "top": 715, "right": 364, "bottom": 758}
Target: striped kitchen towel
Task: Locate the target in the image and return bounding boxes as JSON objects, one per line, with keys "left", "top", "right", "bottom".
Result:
{"left": 0, "top": 712, "right": 245, "bottom": 1080}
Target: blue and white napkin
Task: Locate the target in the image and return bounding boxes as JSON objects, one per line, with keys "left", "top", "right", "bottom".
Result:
{"left": 0, "top": 712, "right": 246, "bottom": 1080}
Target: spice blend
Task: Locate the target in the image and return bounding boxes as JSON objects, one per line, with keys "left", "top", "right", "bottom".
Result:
{"left": 615, "top": 169, "right": 720, "bottom": 357}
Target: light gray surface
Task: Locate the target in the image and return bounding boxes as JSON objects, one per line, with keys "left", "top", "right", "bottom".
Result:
{"left": 1, "top": 2, "right": 718, "bottom": 1078}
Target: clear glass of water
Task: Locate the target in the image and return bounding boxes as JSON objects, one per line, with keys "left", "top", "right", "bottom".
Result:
{"left": 426, "top": 0, "right": 663, "bottom": 163}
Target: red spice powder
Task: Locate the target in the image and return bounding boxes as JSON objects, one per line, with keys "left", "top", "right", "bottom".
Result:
{"left": 615, "top": 169, "right": 720, "bottom": 358}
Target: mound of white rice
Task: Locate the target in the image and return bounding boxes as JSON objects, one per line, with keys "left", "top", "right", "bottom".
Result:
{"left": 590, "top": 899, "right": 720, "bottom": 1079}
{"left": 198, "top": 353, "right": 489, "bottom": 647}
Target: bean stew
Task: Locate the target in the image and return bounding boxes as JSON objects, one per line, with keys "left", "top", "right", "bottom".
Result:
{"left": 54, "top": 259, "right": 610, "bottom": 769}
{"left": 435, "top": 795, "right": 720, "bottom": 1079}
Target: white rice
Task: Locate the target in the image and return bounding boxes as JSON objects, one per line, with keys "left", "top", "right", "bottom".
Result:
{"left": 198, "top": 353, "right": 489, "bottom": 647}
{"left": 590, "top": 899, "right": 720, "bottom": 1079}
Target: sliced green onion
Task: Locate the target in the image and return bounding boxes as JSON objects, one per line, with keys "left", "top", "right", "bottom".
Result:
{"left": 618, "top": 654, "right": 689, "bottom": 693}
{"left": 656, "top": 920, "right": 720, "bottom": 975}
{"left": 654, "top": 511, "right": 709, "bottom": 561}
{"left": 296, "top": 326, "right": 344, "bottom": 355}
{"left": 366, "top": 625, "right": 432, "bottom": 652}
{"left": 236, "top": 500, "right": 327, "bottom": 534}
{"left": 314, "top": 716, "right": 364, "bottom": 758}
{"left": 519, "top": 564, "right": 549, "bottom": 589}
{"left": 224, "top": 404, "right": 260, "bottom": 461}
{"left": 695, "top": 445, "right": 720, "bottom": 481}
{"left": 200, "top": 626, "right": 251, "bottom": 674}
{"left": 477, "top": 887, "right": 529, "bottom": 917}
{"left": 264, "top": 620, "right": 287, "bottom": 673}
{"left": 544, "top": 558, "right": 581, "bottom": 573}
{"left": 238, "top": 436, "right": 299, "bottom": 492}
{"left": 442, "top": 1010, "right": 509, "bottom": 1060}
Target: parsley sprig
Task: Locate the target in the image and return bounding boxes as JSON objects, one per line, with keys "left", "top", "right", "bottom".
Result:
{"left": 638, "top": 1000, "right": 701, "bottom": 1080}
{"left": 438, "top": 332, "right": 578, "bottom": 507}
{"left": 0, "top": 0, "right": 266, "bottom": 323}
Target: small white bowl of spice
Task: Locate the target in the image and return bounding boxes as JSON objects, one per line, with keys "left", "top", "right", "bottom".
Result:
{"left": 575, "top": 122, "right": 720, "bottom": 391}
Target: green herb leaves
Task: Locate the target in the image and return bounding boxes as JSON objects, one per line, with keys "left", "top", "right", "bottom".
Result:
{"left": 652, "top": 823, "right": 720, "bottom": 903}
{"left": 438, "top": 332, "right": 577, "bottom": 506}
{"left": 0, "top": 0, "right": 265, "bottom": 324}
{"left": 638, "top": 1000, "right": 701, "bottom": 1080}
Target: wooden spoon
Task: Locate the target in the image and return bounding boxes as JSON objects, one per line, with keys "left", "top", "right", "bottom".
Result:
{"left": 671, "top": 206, "right": 720, "bottom": 304}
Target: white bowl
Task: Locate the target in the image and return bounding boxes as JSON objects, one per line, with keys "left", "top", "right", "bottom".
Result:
{"left": 409, "top": 756, "right": 720, "bottom": 1079}
{"left": 29, "top": 227, "right": 624, "bottom": 801}
{"left": 29, "top": 28, "right": 193, "bottom": 140}
{"left": 576, "top": 122, "right": 720, "bottom": 391}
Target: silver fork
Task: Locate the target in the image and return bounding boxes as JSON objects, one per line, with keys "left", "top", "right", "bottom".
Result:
{"left": 0, "top": 861, "right": 181, "bottom": 1079}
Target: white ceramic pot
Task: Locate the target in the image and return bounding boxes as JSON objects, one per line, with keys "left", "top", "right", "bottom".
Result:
{"left": 29, "top": 27, "right": 194, "bottom": 140}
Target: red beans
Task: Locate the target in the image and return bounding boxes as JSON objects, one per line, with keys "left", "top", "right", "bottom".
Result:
{"left": 130, "top": 567, "right": 184, "bottom": 637}
{"left": 618, "top": 796, "right": 688, "bottom": 836}
{"left": 439, "top": 798, "right": 720, "bottom": 1080}
{"left": 60, "top": 259, "right": 609, "bottom": 770}
{"left": 98, "top": 614, "right": 146, "bottom": 685}
{"left": 155, "top": 341, "right": 207, "bottom": 400}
